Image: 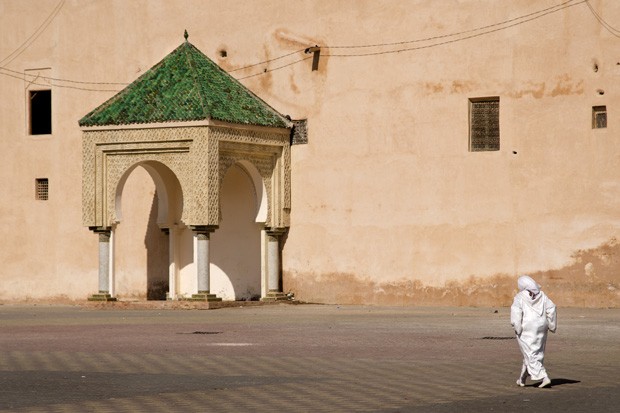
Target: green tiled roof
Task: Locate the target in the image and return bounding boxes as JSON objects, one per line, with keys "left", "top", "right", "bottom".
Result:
{"left": 79, "top": 40, "right": 291, "bottom": 128}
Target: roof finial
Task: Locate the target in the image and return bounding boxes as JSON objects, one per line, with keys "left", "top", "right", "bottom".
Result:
{"left": 184, "top": 30, "right": 189, "bottom": 42}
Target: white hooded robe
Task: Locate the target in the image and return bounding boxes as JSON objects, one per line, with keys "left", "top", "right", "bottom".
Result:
{"left": 510, "top": 278, "right": 557, "bottom": 381}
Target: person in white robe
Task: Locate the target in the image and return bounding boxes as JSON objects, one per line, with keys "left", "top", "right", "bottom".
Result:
{"left": 510, "top": 275, "right": 557, "bottom": 388}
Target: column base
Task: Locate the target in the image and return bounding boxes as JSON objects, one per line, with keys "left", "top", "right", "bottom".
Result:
{"left": 261, "top": 291, "right": 290, "bottom": 302}
{"left": 88, "top": 293, "right": 117, "bottom": 302}
{"left": 188, "top": 292, "right": 222, "bottom": 302}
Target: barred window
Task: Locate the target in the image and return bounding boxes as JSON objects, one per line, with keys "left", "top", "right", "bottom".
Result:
{"left": 35, "top": 178, "right": 49, "bottom": 200}
{"left": 469, "top": 98, "right": 499, "bottom": 151}
{"left": 592, "top": 106, "right": 607, "bottom": 129}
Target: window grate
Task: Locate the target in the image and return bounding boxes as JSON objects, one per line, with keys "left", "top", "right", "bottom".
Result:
{"left": 592, "top": 106, "right": 607, "bottom": 129}
{"left": 36, "top": 178, "right": 49, "bottom": 200}
{"left": 291, "top": 119, "right": 308, "bottom": 145}
{"left": 470, "top": 98, "right": 500, "bottom": 151}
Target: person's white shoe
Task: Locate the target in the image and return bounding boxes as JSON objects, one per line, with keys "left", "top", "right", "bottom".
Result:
{"left": 539, "top": 377, "right": 551, "bottom": 388}
{"left": 516, "top": 379, "right": 525, "bottom": 387}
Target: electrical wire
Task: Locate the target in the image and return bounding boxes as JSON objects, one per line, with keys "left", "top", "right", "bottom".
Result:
{"left": 0, "top": 0, "right": 612, "bottom": 86}
{"left": 0, "top": 66, "right": 128, "bottom": 86}
{"left": 0, "top": 0, "right": 65, "bottom": 66}
{"left": 235, "top": 56, "right": 312, "bottom": 80}
{"left": 228, "top": 49, "right": 307, "bottom": 73}
{"left": 329, "top": 0, "right": 583, "bottom": 49}
{"left": 324, "top": 0, "right": 587, "bottom": 57}
{"left": 0, "top": 70, "right": 122, "bottom": 92}
{"left": 584, "top": 0, "right": 620, "bottom": 38}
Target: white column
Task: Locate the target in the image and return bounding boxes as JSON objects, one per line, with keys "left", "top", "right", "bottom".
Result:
{"left": 267, "top": 232, "right": 280, "bottom": 292}
{"left": 89, "top": 229, "right": 116, "bottom": 301}
{"left": 190, "top": 226, "right": 221, "bottom": 302}
{"left": 98, "top": 231, "right": 111, "bottom": 293}
{"left": 168, "top": 225, "right": 178, "bottom": 300}
{"left": 109, "top": 227, "right": 115, "bottom": 297}
{"left": 262, "top": 229, "right": 287, "bottom": 301}
{"left": 196, "top": 231, "right": 211, "bottom": 293}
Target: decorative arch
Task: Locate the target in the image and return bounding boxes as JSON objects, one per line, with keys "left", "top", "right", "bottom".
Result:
{"left": 237, "top": 160, "right": 268, "bottom": 224}
{"left": 114, "top": 160, "right": 183, "bottom": 228}
{"left": 219, "top": 158, "right": 269, "bottom": 224}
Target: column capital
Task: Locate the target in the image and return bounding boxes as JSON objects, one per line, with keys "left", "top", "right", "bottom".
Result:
{"left": 89, "top": 226, "right": 111, "bottom": 235}
{"left": 265, "top": 227, "right": 287, "bottom": 237}
{"left": 190, "top": 225, "right": 218, "bottom": 234}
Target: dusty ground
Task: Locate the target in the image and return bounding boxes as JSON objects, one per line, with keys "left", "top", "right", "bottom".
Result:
{"left": 0, "top": 303, "right": 618, "bottom": 412}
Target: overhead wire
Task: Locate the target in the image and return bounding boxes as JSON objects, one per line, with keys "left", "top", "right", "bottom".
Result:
{"left": 0, "top": 66, "right": 128, "bottom": 86}
{"left": 0, "top": 69, "right": 122, "bottom": 92}
{"left": 0, "top": 0, "right": 65, "bottom": 66}
{"left": 584, "top": 0, "right": 620, "bottom": 38}
{"left": 236, "top": 56, "right": 312, "bottom": 80}
{"left": 0, "top": 0, "right": 614, "bottom": 87}
{"left": 227, "top": 48, "right": 307, "bottom": 73}
{"left": 327, "top": 0, "right": 582, "bottom": 49}
{"left": 323, "top": 0, "right": 587, "bottom": 57}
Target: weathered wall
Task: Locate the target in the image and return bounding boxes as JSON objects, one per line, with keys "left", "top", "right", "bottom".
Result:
{"left": 0, "top": 0, "right": 618, "bottom": 306}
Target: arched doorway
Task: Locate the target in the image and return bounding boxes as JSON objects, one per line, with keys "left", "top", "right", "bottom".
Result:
{"left": 211, "top": 163, "right": 265, "bottom": 300}
{"left": 113, "top": 161, "right": 183, "bottom": 300}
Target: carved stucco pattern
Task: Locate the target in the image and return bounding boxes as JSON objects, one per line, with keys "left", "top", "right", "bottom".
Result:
{"left": 211, "top": 126, "right": 290, "bottom": 228}
{"left": 84, "top": 127, "right": 202, "bottom": 228}
{"left": 82, "top": 134, "right": 97, "bottom": 226}
{"left": 210, "top": 126, "right": 288, "bottom": 145}
{"left": 82, "top": 125, "right": 290, "bottom": 231}
{"left": 207, "top": 134, "right": 220, "bottom": 225}
{"left": 282, "top": 143, "right": 291, "bottom": 210}
{"left": 188, "top": 129, "right": 217, "bottom": 225}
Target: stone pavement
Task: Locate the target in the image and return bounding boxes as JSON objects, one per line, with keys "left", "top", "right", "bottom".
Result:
{"left": 0, "top": 303, "right": 618, "bottom": 412}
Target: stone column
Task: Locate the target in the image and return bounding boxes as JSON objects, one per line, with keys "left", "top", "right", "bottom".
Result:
{"left": 88, "top": 229, "right": 116, "bottom": 301}
{"left": 263, "top": 229, "right": 288, "bottom": 301}
{"left": 166, "top": 226, "right": 177, "bottom": 300}
{"left": 190, "top": 227, "right": 221, "bottom": 302}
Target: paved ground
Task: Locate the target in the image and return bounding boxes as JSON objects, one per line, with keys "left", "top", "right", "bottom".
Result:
{"left": 0, "top": 303, "right": 618, "bottom": 412}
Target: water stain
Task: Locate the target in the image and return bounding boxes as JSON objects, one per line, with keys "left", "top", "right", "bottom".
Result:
{"left": 284, "top": 238, "right": 619, "bottom": 308}
{"left": 506, "top": 82, "right": 546, "bottom": 99}
{"left": 550, "top": 74, "right": 583, "bottom": 97}
{"left": 451, "top": 80, "right": 476, "bottom": 94}
{"left": 425, "top": 82, "right": 444, "bottom": 94}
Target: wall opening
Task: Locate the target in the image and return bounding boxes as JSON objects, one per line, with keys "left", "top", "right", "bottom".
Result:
{"left": 592, "top": 105, "right": 607, "bottom": 129}
{"left": 210, "top": 163, "right": 263, "bottom": 300}
{"left": 35, "top": 178, "right": 49, "bottom": 200}
{"left": 115, "top": 166, "right": 169, "bottom": 300}
{"left": 29, "top": 90, "right": 52, "bottom": 135}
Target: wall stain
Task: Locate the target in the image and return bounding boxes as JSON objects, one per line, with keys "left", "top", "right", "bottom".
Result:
{"left": 425, "top": 82, "right": 444, "bottom": 94}
{"left": 506, "top": 82, "right": 546, "bottom": 99}
{"left": 258, "top": 44, "right": 274, "bottom": 91}
{"left": 284, "top": 238, "right": 619, "bottom": 308}
{"left": 451, "top": 80, "right": 476, "bottom": 94}
{"left": 550, "top": 74, "right": 583, "bottom": 97}
{"left": 274, "top": 28, "right": 321, "bottom": 49}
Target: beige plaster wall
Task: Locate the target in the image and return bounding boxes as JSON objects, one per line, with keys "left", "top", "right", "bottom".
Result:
{"left": 0, "top": 0, "right": 618, "bottom": 306}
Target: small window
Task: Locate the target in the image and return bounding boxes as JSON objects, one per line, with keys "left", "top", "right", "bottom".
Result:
{"left": 30, "top": 90, "right": 52, "bottom": 135}
{"left": 35, "top": 178, "right": 49, "bottom": 200}
{"left": 469, "top": 98, "right": 500, "bottom": 151}
{"left": 592, "top": 106, "right": 607, "bottom": 129}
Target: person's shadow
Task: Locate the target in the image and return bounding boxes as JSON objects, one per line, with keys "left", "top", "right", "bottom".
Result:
{"left": 529, "top": 378, "right": 580, "bottom": 388}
